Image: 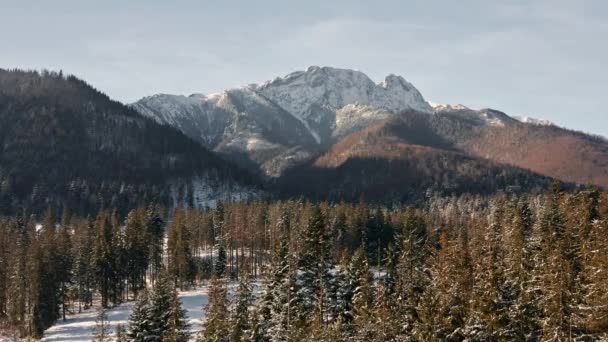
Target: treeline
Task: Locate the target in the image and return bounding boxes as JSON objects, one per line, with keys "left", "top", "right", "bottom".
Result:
{"left": 202, "top": 187, "right": 608, "bottom": 341}
{"left": 1, "top": 186, "right": 608, "bottom": 340}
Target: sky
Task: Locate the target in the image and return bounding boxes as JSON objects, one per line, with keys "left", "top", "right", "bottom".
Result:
{"left": 1, "top": 0, "right": 607, "bottom": 137}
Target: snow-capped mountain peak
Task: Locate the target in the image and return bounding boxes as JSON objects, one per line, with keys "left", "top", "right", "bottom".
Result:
{"left": 256, "top": 66, "right": 432, "bottom": 120}
{"left": 133, "top": 66, "right": 433, "bottom": 176}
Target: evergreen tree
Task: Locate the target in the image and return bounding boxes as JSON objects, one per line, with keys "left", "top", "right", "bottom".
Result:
{"left": 165, "top": 282, "right": 191, "bottom": 342}
{"left": 349, "top": 248, "right": 375, "bottom": 339}
{"left": 294, "top": 206, "right": 332, "bottom": 328}
{"left": 230, "top": 275, "right": 254, "bottom": 341}
{"left": 215, "top": 243, "right": 227, "bottom": 278}
{"left": 92, "top": 211, "right": 119, "bottom": 308}
{"left": 393, "top": 208, "right": 430, "bottom": 336}
{"left": 124, "top": 209, "right": 149, "bottom": 296}
{"left": 143, "top": 271, "right": 190, "bottom": 341}
{"left": 146, "top": 206, "right": 165, "bottom": 284}
{"left": 127, "top": 290, "right": 151, "bottom": 342}
{"left": 200, "top": 277, "right": 230, "bottom": 342}
{"left": 168, "top": 209, "right": 195, "bottom": 288}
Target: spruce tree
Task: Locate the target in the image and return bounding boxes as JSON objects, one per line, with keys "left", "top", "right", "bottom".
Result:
{"left": 200, "top": 277, "right": 230, "bottom": 342}
{"left": 230, "top": 275, "right": 254, "bottom": 341}
{"left": 168, "top": 209, "right": 195, "bottom": 288}
{"left": 145, "top": 271, "right": 189, "bottom": 341}
{"left": 165, "top": 283, "right": 190, "bottom": 342}
{"left": 294, "top": 206, "right": 332, "bottom": 328}
{"left": 127, "top": 290, "right": 152, "bottom": 341}
{"left": 349, "top": 248, "right": 375, "bottom": 339}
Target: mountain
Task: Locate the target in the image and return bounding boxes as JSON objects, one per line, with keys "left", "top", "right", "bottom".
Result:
{"left": 134, "top": 66, "right": 608, "bottom": 200}
{"left": 0, "top": 69, "right": 260, "bottom": 215}
{"left": 431, "top": 105, "right": 608, "bottom": 188}
{"left": 275, "top": 112, "right": 551, "bottom": 202}
{"left": 133, "top": 66, "right": 432, "bottom": 176}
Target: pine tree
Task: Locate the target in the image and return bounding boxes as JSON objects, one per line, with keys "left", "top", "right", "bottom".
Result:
{"left": 294, "top": 206, "right": 332, "bottom": 328}
{"left": 215, "top": 243, "right": 227, "bottom": 278}
{"left": 165, "top": 283, "right": 190, "bottom": 342}
{"left": 200, "top": 277, "right": 230, "bottom": 342}
{"left": 416, "top": 232, "right": 470, "bottom": 341}
{"left": 168, "top": 209, "right": 195, "bottom": 288}
{"left": 127, "top": 290, "right": 151, "bottom": 341}
{"left": 349, "top": 248, "right": 375, "bottom": 339}
{"left": 393, "top": 208, "right": 430, "bottom": 336}
{"left": 504, "top": 198, "right": 541, "bottom": 340}
{"left": 572, "top": 190, "right": 608, "bottom": 337}
{"left": 124, "top": 209, "right": 149, "bottom": 296}
{"left": 143, "top": 271, "right": 189, "bottom": 341}
{"left": 38, "top": 208, "right": 61, "bottom": 326}
{"left": 230, "top": 275, "right": 254, "bottom": 341}
{"left": 146, "top": 205, "right": 165, "bottom": 284}
{"left": 537, "top": 189, "right": 572, "bottom": 341}
{"left": 93, "top": 211, "right": 119, "bottom": 308}
{"left": 465, "top": 202, "right": 511, "bottom": 340}
{"left": 6, "top": 218, "right": 29, "bottom": 331}
{"left": 73, "top": 218, "right": 95, "bottom": 311}
{"left": 56, "top": 223, "right": 73, "bottom": 321}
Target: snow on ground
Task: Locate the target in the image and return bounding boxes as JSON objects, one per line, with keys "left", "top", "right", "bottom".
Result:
{"left": 42, "top": 301, "right": 135, "bottom": 342}
{"left": 42, "top": 281, "right": 262, "bottom": 342}
{"left": 43, "top": 286, "right": 211, "bottom": 342}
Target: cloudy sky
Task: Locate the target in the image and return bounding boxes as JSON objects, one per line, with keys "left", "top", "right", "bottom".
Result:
{"left": 1, "top": 0, "right": 607, "bottom": 136}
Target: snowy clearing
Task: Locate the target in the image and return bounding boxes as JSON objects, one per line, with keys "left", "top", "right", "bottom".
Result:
{"left": 42, "top": 287, "right": 210, "bottom": 342}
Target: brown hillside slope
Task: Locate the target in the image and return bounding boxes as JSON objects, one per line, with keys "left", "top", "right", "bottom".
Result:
{"left": 458, "top": 125, "right": 608, "bottom": 188}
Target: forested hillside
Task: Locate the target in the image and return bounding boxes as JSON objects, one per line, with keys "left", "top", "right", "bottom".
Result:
{"left": 1, "top": 185, "right": 607, "bottom": 340}
{"left": 0, "top": 69, "right": 259, "bottom": 217}
{"left": 276, "top": 114, "right": 554, "bottom": 202}
{"left": 432, "top": 108, "right": 608, "bottom": 188}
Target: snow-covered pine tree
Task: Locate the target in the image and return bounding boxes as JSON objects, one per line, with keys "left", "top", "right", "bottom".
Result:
{"left": 164, "top": 286, "right": 190, "bottom": 342}
{"left": 465, "top": 200, "right": 511, "bottom": 340}
{"left": 415, "top": 232, "right": 470, "bottom": 341}
{"left": 146, "top": 271, "right": 181, "bottom": 341}
{"left": 294, "top": 205, "right": 333, "bottom": 330}
{"left": 268, "top": 256, "right": 299, "bottom": 342}
{"left": 572, "top": 189, "right": 608, "bottom": 338}
{"left": 393, "top": 208, "right": 430, "bottom": 336}
{"left": 200, "top": 277, "right": 230, "bottom": 342}
{"left": 252, "top": 209, "right": 290, "bottom": 341}
{"left": 348, "top": 248, "right": 375, "bottom": 340}
{"left": 230, "top": 274, "right": 254, "bottom": 341}
{"left": 127, "top": 290, "right": 151, "bottom": 341}
{"left": 536, "top": 187, "right": 573, "bottom": 341}
{"left": 503, "top": 198, "right": 541, "bottom": 340}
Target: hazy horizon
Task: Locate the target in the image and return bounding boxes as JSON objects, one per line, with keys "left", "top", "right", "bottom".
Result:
{"left": 1, "top": 0, "right": 607, "bottom": 137}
